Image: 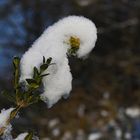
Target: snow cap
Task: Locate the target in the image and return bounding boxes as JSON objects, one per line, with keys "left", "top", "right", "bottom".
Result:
{"left": 20, "top": 15, "right": 97, "bottom": 108}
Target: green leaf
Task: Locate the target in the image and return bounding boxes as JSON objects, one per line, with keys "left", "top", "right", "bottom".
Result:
{"left": 40, "top": 64, "right": 49, "bottom": 72}
{"left": 26, "top": 79, "right": 39, "bottom": 89}
{"left": 25, "top": 132, "right": 34, "bottom": 140}
{"left": 40, "top": 73, "right": 49, "bottom": 78}
{"left": 23, "top": 91, "right": 30, "bottom": 100}
{"left": 13, "top": 56, "right": 20, "bottom": 68}
{"left": 28, "top": 95, "right": 40, "bottom": 105}
{"left": 35, "top": 77, "right": 42, "bottom": 84}
{"left": 46, "top": 57, "right": 52, "bottom": 64}
{"left": 43, "top": 56, "right": 46, "bottom": 63}
{"left": 2, "top": 91, "right": 15, "bottom": 103}
{"left": 29, "top": 83, "right": 39, "bottom": 89}
{"left": 26, "top": 79, "right": 37, "bottom": 84}
{"left": 33, "top": 67, "right": 39, "bottom": 79}
{"left": 26, "top": 95, "right": 33, "bottom": 103}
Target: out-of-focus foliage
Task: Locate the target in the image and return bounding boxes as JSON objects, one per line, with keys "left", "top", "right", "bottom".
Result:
{"left": 0, "top": 0, "right": 140, "bottom": 139}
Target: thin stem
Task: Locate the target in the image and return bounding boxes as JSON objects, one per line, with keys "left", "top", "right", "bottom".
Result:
{"left": 13, "top": 57, "right": 20, "bottom": 104}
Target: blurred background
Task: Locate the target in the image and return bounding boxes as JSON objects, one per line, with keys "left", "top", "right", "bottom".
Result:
{"left": 0, "top": 0, "right": 140, "bottom": 139}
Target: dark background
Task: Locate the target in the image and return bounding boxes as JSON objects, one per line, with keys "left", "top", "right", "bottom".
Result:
{"left": 0, "top": 0, "right": 140, "bottom": 139}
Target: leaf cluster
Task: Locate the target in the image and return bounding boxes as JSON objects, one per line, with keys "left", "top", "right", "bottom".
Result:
{"left": 1, "top": 56, "right": 53, "bottom": 139}
{"left": 2, "top": 56, "right": 52, "bottom": 107}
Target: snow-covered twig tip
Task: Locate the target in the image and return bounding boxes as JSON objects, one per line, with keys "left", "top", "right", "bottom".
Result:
{"left": 20, "top": 15, "right": 97, "bottom": 108}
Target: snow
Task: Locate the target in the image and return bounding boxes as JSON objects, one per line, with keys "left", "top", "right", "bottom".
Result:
{"left": 52, "top": 128, "right": 60, "bottom": 137}
{"left": 125, "top": 132, "right": 131, "bottom": 139}
{"left": 88, "top": 133, "right": 102, "bottom": 140}
{"left": 126, "top": 107, "right": 140, "bottom": 118}
{"left": 52, "top": 16, "right": 97, "bottom": 58}
{"left": 14, "top": 132, "right": 39, "bottom": 140}
{"left": 0, "top": 108, "right": 14, "bottom": 128}
{"left": 77, "top": 104, "right": 86, "bottom": 117}
{"left": 41, "top": 57, "right": 72, "bottom": 108}
{"left": 2, "top": 124, "right": 13, "bottom": 140}
{"left": 48, "top": 118, "right": 59, "bottom": 128}
{"left": 61, "top": 131, "right": 73, "bottom": 140}
{"left": 20, "top": 15, "right": 97, "bottom": 107}
{"left": 14, "top": 132, "right": 28, "bottom": 140}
